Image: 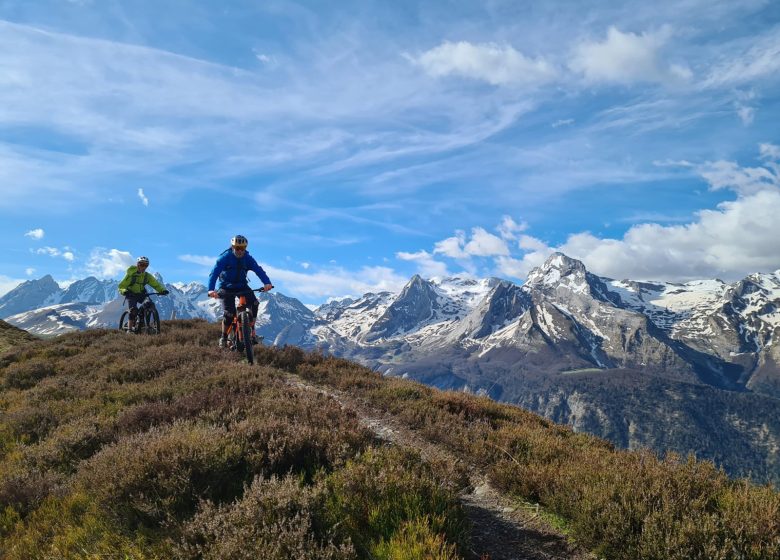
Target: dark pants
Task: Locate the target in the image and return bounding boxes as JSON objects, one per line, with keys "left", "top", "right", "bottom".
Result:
{"left": 219, "top": 289, "right": 259, "bottom": 333}
{"left": 125, "top": 293, "right": 147, "bottom": 319}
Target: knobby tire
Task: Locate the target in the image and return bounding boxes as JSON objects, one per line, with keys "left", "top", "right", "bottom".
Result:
{"left": 119, "top": 311, "right": 130, "bottom": 333}
{"left": 240, "top": 311, "right": 254, "bottom": 364}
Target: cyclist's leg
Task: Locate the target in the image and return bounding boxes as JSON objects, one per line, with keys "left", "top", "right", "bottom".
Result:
{"left": 127, "top": 294, "right": 141, "bottom": 328}
{"left": 220, "top": 292, "right": 237, "bottom": 345}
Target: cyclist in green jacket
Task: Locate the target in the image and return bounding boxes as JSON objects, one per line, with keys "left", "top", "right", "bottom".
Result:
{"left": 119, "top": 256, "right": 168, "bottom": 329}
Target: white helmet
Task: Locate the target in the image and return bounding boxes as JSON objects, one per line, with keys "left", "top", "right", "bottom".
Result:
{"left": 231, "top": 235, "right": 248, "bottom": 248}
{"left": 137, "top": 256, "right": 150, "bottom": 266}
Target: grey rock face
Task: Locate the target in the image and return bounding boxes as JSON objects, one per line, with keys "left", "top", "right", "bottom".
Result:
{"left": 364, "top": 275, "right": 441, "bottom": 342}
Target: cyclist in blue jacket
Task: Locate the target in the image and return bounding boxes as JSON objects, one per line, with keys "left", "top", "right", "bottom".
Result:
{"left": 207, "top": 235, "right": 273, "bottom": 347}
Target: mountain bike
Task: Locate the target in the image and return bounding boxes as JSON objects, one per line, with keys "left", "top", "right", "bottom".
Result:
{"left": 119, "top": 292, "right": 166, "bottom": 335}
{"left": 216, "top": 287, "right": 271, "bottom": 365}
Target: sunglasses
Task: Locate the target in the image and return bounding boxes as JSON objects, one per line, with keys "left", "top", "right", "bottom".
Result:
{"left": 137, "top": 263, "right": 148, "bottom": 268}
{"left": 233, "top": 247, "right": 247, "bottom": 252}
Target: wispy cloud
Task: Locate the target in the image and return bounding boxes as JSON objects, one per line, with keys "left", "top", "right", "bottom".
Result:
{"left": 137, "top": 188, "right": 149, "bottom": 206}
{"left": 33, "top": 246, "right": 75, "bottom": 261}
{"left": 24, "top": 228, "right": 45, "bottom": 239}
{"left": 179, "top": 254, "right": 216, "bottom": 267}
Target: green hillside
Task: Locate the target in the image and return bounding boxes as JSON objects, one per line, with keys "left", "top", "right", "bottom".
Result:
{"left": 0, "top": 320, "right": 35, "bottom": 355}
{"left": 0, "top": 320, "right": 777, "bottom": 559}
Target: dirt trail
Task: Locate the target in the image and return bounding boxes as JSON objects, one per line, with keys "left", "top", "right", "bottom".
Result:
{"left": 285, "top": 374, "right": 595, "bottom": 560}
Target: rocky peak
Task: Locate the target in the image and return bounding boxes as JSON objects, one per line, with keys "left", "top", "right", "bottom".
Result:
{"left": 0, "top": 275, "right": 62, "bottom": 319}
{"left": 525, "top": 253, "right": 587, "bottom": 288}
{"left": 364, "top": 275, "right": 441, "bottom": 341}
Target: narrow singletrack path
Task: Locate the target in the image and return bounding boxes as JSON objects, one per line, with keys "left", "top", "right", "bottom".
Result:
{"left": 285, "top": 374, "right": 596, "bottom": 560}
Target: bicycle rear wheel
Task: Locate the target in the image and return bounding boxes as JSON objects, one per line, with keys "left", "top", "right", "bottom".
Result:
{"left": 240, "top": 311, "right": 254, "bottom": 364}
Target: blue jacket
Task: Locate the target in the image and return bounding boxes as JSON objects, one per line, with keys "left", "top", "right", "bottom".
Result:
{"left": 208, "top": 249, "right": 271, "bottom": 291}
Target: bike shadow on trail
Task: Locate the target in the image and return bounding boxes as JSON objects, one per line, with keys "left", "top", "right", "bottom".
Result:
{"left": 463, "top": 499, "right": 588, "bottom": 560}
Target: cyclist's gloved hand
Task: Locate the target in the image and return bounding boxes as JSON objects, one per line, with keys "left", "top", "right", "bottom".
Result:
{"left": 263, "top": 284, "right": 274, "bottom": 292}
{"left": 159, "top": 289, "right": 169, "bottom": 295}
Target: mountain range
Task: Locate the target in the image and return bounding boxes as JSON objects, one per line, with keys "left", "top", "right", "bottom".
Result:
{"left": 2, "top": 253, "right": 779, "bottom": 484}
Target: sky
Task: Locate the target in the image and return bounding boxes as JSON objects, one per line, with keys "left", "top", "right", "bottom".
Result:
{"left": 1, "top": 0, "right": 779, "bottom": 304}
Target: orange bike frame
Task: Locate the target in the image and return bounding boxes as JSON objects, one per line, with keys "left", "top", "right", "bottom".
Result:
{"left": 225, "top": 294, "right": 256, "bottom": 343}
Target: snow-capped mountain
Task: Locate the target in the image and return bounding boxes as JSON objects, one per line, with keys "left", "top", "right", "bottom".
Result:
{"left": 3, "top": 254, "right": 780, "bottom": 483}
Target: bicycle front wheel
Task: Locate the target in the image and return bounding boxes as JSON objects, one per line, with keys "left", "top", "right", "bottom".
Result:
{"left": 240, "top": 311, "right": 254, "bottom": 364}
{"left": 146, "top": 307, "right": 161, "bottom": 335}
{"left": 119, "top": 311, "right": 130, "bottom": 332}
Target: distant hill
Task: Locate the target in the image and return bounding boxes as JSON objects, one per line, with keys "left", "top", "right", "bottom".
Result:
{"left": 0, "top": 319, "right": 35, "bottom": 354}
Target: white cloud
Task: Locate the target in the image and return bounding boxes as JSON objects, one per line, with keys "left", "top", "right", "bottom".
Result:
{"left": 433, "top": 227, "right": 510, "bottom": 259}
{"left": 464, "top": 227, "right": 510, "bottom": 257}
{"left": 33, "top": 245, "right": 75, "bottom": 261}
{"left": 490, "top": 189, "right": 780, "bottom": 282}
{"left": 396, "top": 250, "right": 449, "bottom": 278}
{"left": 300, "top": 262, "right": 311, "bottom": 269}
{"left": 137, "top": 188, "right": 149, "bottom": 206}
{"left": 760, "top": 143, "right": 780, "bottom": 161}
{"left": 179, "top": 254, "right": 216, "bottom": 267}
{"left": 434, "top": 231, "right": 468, "bottom": 259}
{"left": 697, "top": 160, "right": 777, "bottom": 197}
{"left": 35, "top": 246, "right": 60, "bottom": 257}
{"left": 86, "top": 248, "right": 134, "bottom": 279}
{"left": 24, "top": 228, "right": 45, "bottom": 239}
{"left": 412, "top": 40, "right": 557, "bottom": 87}
{"left": 25, "top": 268, "right": 35, "bottom": 276}
{"left": 570, "top": 26, "right": 687, "bottom": 85}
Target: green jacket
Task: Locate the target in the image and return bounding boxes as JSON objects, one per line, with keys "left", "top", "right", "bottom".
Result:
{"left": 118, "top": 266, "right": 166, "bottom": 295}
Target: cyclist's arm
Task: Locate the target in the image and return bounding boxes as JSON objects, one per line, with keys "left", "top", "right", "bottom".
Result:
{"left": 247, "top": 255, "right": 272, "bottom": 286}
{"left": 146, "top": 274, "right": 166, "bottom": 293}
{"left": 207, "top": 256, "right": 227, "bottom": 291}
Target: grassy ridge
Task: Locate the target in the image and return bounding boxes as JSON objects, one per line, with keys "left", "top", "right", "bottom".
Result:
{"left": 0, "top": 320, "right": 778, "bottom": 559}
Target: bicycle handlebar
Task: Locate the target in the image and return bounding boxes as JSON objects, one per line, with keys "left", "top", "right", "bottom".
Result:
{"left": 209, "top": 286, "right": 274, "bottom": 299}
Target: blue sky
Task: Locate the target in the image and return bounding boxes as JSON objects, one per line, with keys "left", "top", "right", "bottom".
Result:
{"left": 1, "top": 0, "right": 779, "bottom": 304}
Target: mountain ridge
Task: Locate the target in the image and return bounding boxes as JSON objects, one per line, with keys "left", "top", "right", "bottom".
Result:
{"left": 3, "top": 253, "right": 780, "bottom": 483}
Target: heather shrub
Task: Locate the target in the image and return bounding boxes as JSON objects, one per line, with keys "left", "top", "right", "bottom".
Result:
{"left": 3, "top": 359, "right": 56, "bottom": 390}
{"left": 4, "top": 405, "right": 58, "bottom": 444}
{"left": 78, "top": 421, "right": 248, "bottom": 527}
{"left": 1, "top": 492, "right": 165, "bottom": 560}
{"left": 21, "top": 416, "right": 112, "bottom": 474}
{"left": 176, "top": 476, "right": 355, "bottom": 560}
{"left": 230, "top": 399, "right": 373, "bottom": 481}
{"left": 0, "top": 469, "right": 65, "bottom": 520}
{"left": 324, "top": 447, "right": 467, "bottom": 558}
